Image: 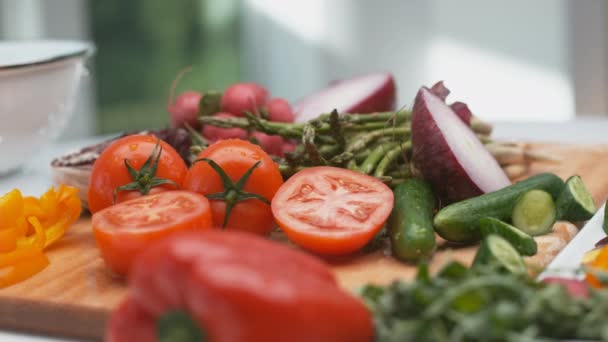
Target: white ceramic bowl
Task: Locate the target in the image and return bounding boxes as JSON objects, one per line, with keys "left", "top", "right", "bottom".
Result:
{"left": 0, "top": 40, "right": 94, "bottom": 175}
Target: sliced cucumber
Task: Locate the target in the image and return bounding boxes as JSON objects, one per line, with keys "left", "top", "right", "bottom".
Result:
{"left": 479, "top": 217, "right": 537, "bottom": 256}
{"left": 512, "top": 189, "right": 556, "bottom": 236}
{"left": 556, "top": 175, "right": 596, "bottom": 221}
{"left": 472, "top": 235, "right": 527, "bottom": 275}
{"left": 433, "top": 173, "right": 564, "bottom": 243}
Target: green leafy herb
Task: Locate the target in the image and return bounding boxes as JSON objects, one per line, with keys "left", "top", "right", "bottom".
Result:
{"left": 360, "top": 263, "right": 608, "bottom": 341}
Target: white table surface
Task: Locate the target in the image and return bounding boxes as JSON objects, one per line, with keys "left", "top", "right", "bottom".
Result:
{"left": 2, "top": 118, "right": 608, "bottom": 341}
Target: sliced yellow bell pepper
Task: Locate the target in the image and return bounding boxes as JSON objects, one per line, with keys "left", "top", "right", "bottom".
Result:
{"left": 0, "top": 252, "right": 49, "bottom": 288}
{"left": 0, "top": 227, "right": 18, "bottom": 253}
{"left": 0, "top": 185, "right": 81, "bottom": 288}
{"left": 0, "top": 189, "right": 23, "bottom": 229}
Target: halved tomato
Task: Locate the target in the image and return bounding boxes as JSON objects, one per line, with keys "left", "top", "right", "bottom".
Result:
{"left": 92, "top": 191, "right": 212, "bottom": 276}
{"left": 271, "top": 166, "right": 394, "bottom": 255}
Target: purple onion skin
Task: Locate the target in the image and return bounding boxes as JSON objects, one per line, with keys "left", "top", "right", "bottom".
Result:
{"left": 450, "top": 101, "right": 473, "bottom": 125}
{"left": 429, "top": 81, "right": 450, "bottom": 101}
{"left": 411, "top": 87, "right": 486, "bottom": 204}
{"left": 429, "top": 81, "right": 474, "bottom": 126}
{"left": 345, "top": 75, "right": 397, "bottom": 114}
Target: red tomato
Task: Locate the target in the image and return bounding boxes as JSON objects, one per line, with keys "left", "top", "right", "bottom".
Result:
{"left": 88, "top": 135, "right": 187, "bottom": 214}
{"left": 272, "top": 166, "right": 394, "bottom": 255}
{"left": 106, "top": 230, "right": 373, "bottom": 342}
{"left": 182, "top": 139, "right": 283, "bottom": 234}
{"left": 92, "top": 191, "right": 212, "bottom": 276}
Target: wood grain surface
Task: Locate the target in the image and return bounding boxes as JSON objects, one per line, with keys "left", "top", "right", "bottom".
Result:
{"left": 1, "top": 143, "right": 607, "bottom": 341}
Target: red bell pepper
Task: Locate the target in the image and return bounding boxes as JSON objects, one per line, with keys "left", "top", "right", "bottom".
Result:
{"left": 106, "top": 230, "right": 373, "bottom": 342}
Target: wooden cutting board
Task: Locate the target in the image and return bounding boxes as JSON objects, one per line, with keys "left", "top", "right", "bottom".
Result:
{"left": 2, "top": 143, "right": 608, "bottom": 341}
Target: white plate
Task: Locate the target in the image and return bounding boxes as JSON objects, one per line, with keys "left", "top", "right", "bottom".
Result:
{"left": 539, "top": 203, "right": 607, "bottom": 279}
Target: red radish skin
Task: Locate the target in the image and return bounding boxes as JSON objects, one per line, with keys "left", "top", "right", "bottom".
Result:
{"left": 168, "top": 91, "right": 202, "bottom": 129}
{"left": 281, "top": 141, "right": 297, "bottom": 155}
{"left": 202, "top": 112, "right": 248, "bottom": 142}
{"left": 250, "top": 131, "right": 285, "bottom": 157}
{"left": 411, "top": 87, "right": 510, "bottom": 204}
{"left": 266, "top": 98, "right": 295, "bottom": 123}
{"left": 294, "top": 73, "right": 396, "bottom": 122}
{"left": 221, "top": 83, "right": 269, "bottom": 117}
{"left": 542, "top": 277, "right": 589, "bottom": 299}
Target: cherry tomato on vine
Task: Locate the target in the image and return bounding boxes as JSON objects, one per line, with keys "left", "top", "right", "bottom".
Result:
{"left": 88, "top": 135, "right": 187, "bottom": 213}
{"left": 182, "top": 139, "right": 283, "bottom": 234}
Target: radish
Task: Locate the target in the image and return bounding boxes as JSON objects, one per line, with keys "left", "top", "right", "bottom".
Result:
{"left": 542, "top": 277, "right": 589, "bottom": 299}
{"left": 266, "top": 97, "right": 295, "bottom": 123}
{"left": 202, "top": 112, "right": 248, "bottom": 142}
{"left": 281, "top": 141, "right": 297, "bottom": 155}
{"left": 220, "top": 82, "right": 269, "bottom": 117}
{"left": 294, "top": 72, "right": 396, "bottom": 122}
{"left": 411, "top": 87, "right": 510, "bottom": 204}
{"left": 168, "top": 91, "right": 202, "bottom": 129}
{"left": 167, "top": 67, "right": 203, "bottom": 129}
{"left": 250, "top": 131, "right": 284, "bottom": 156}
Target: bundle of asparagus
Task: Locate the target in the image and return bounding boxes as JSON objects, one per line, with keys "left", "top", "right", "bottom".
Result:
{"left": 197, "top": 110, "right": 553, "bottom": 187}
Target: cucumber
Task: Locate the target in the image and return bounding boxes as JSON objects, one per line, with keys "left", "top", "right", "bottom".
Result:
{"left": 433, "top": 173, "right": 564, "bottom": 243}
{"left": 511, "top": 189, "right": 556, "bottom": 236}
{"left": 479, "top": 217, "right": 537, "bottom": 256}
{"left": 556, "top": 175, "right": 596, "bottom": 221}
{"left": 472, "top": 235, "right": 527, "bottom": 275}
{"left": 389, "top": 178, "right": 436, "bottom": 262}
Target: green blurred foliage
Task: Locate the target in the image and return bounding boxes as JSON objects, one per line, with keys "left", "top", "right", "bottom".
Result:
{"left": 90, "top": 0, "right": 241, "bottom": 133}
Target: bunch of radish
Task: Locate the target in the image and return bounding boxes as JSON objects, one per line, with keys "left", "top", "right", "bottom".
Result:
{"left": 167, "top": 71, "right": 398, "bottom": 157}
{"left": 167, "top": 76, "right": 296, "bottom": 156}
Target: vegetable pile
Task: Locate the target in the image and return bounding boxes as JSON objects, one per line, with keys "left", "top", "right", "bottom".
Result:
{"left": 80, "top": 72, "right": 608, "bottom": 341}
{"left": 83, "top": 75, "right": 598, "bottom": 268}
{"left": 0, "top": 185, "right": 81, "bottom": 288}
{"left": 195, "top": 81, "right": 546, "bottom": 194}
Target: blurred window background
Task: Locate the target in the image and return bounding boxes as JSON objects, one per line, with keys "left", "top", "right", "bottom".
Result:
{"left": 0, "top": 0, "right": 607, "bottom": 139}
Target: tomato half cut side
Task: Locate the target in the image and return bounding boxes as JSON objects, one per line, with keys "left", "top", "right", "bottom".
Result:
{"left": 271, "top": 166, "right": 394, "bottom": 255}
{"left": 92, "top": 191, "right": 213, "bottom": 276}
